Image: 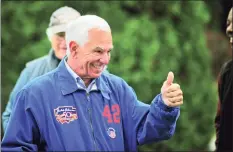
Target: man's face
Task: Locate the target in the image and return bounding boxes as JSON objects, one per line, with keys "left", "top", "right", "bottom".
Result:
{"left": 51, "top": 32, "right": 67, "bottom": 60}
{"left": 226, "top": 8, "right": 233, "bottom": 48}
{"left": 72, "top": 28, "right": 113, "bottom": 79}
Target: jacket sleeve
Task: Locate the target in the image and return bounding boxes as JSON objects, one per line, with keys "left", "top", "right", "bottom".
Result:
{"left": 136, "top": 94, "right": 180, "bottom": 145}
{"left": 121, "top": 80, "right": 180, "bottom": 146}
{"left": 2, "top": 68, "right": 30, "bottom": 132}
{"left": 1, "top": 89, "right": 40, "bottom": 151}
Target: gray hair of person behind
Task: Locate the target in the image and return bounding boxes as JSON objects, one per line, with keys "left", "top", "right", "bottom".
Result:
{"left": 65, "top": 15, "right": 111, "bottom": 56}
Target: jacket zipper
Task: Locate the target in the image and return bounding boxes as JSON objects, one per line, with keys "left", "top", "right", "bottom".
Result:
{"left": 87, "top": 92, "right": 98, "bottom": 151}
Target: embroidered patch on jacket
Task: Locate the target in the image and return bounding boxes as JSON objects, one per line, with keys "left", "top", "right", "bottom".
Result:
{"left": 107, "top": 127, "right": 116, "bottom": 138}
{"left": 54, "top": 106, "right": 78, "bottom": 124}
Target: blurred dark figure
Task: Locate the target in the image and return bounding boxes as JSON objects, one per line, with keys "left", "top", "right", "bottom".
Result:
{"left": 215, "top": 7, "right": 232, "bottom": 151}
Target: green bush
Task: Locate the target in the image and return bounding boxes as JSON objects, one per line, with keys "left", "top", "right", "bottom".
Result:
{"left": 2, "top": 1, "right": 217, "bottom": 151}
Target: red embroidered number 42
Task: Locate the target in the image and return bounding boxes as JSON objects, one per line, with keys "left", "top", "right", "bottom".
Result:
{"left": 102, "top": 104, "right": 120, "bottom": 123}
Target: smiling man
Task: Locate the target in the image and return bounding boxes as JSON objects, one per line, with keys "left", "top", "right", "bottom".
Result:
{"left": 1, "top": 15, "right": 183, "bottom": 151}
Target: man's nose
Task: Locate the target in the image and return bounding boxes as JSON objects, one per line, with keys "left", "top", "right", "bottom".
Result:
{"left": 60, "top": 38, "right": 66, "bottom": 46}
{"left": 100, "top": 53, "right": 110, "bottom": 64}
{"left": 226, "top": 23, "right": 232, "bottom": 37}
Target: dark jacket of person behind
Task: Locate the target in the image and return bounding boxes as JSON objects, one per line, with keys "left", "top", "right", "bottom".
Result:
{"left": 215, "top": 7, "right": 232, "bottom": 151}
{"left": 215, "top": 60, "right": 232, "bottom": 151}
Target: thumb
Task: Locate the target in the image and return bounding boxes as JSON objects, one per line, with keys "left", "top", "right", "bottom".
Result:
{"left": 166, "top": 71, "right": 174, "bottom": 85}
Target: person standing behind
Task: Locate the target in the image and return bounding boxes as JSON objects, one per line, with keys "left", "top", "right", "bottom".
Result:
{"left": 215, "top": 7, "right": 232, "bottom": 151}
{"left": 2, "top": 6, "right": 81, "bottom": 132}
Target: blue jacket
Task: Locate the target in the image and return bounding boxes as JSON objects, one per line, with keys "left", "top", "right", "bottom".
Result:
{"left": 2, "top": 50, "right": 60, "bottom": 131}
{"left": 1, "top": 58, "right": 180, "bottom": 151}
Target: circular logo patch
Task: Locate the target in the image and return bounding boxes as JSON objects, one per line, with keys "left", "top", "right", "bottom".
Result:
{"left": 107, "top": 127, "right": 116, "bottom": 138}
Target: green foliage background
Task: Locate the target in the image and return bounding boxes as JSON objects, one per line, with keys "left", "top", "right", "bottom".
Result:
{"left": 2, "top": 1, "right": 220, "bottom": 151}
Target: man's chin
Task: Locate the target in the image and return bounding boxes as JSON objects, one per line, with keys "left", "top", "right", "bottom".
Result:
{"left": 93, "top": 73, "right": 102, "bottom": 78}
{"left": 56, "top": 52, "right": 66, "bottom": 60}
{"left": 59, "top": 49, "right": 67, "bottom": 57}
{"left": 84, "top": 72, "right": 102, "bottom": 79}
{"left": 91, "top": 71, "right": 104, "bottom": 78}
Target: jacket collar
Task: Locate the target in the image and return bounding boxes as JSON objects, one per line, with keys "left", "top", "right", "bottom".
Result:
{"left": 57, "top": 57, "right": 111, "bottom": 99}
{"left": 47, "top": 49, "right": 60, "bottom": 69}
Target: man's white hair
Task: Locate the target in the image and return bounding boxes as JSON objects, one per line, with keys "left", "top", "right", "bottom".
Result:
{"left": 65, "top": 15, "right": 111, "bottom": 56}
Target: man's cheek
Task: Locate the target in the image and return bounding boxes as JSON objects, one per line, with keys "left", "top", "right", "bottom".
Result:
{"left": 83, "top": 62, "right": 90, "bottom": 75}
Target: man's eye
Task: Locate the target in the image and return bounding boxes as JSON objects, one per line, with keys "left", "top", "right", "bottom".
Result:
{"left": 56, "top": 32, "right": 65, "bottom": 37}
{"left": 96, "top": 50, "right": 102, "bottom": 53}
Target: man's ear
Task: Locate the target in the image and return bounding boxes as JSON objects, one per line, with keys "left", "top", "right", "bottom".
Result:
{"left": 69, "top": 41, "right": 79, "bottom": 58}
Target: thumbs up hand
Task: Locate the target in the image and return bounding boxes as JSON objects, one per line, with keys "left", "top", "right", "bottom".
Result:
{"left": 161, "top": 71, "right": 183, "bottom": 107}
